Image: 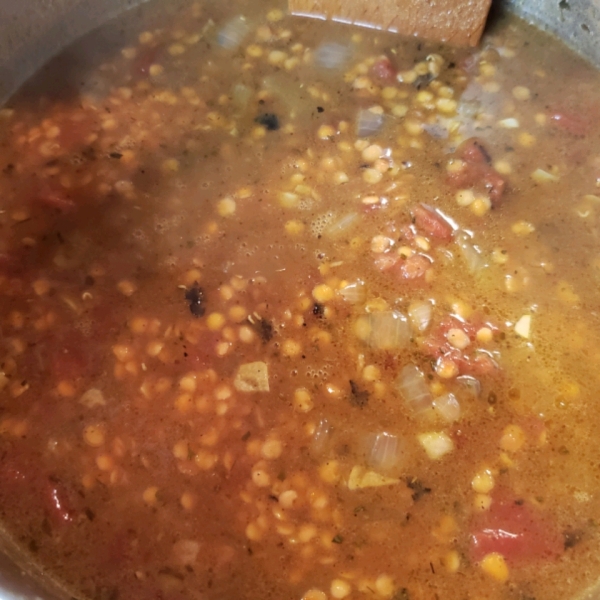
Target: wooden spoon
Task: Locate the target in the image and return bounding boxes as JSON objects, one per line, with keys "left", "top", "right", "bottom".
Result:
{"left": 288, "top": 0, "right": 492, "bottom": 46}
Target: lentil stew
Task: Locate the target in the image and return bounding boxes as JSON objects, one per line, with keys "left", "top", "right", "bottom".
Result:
{"left": 0, "top": 1, "right": 600, "bottom": 599}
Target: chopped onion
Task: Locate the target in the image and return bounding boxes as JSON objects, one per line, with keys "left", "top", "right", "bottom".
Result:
{"left": 311, "top": 418, "right": 332, "bottom": 457}
{"left": 278, "top": 191, "right": 299, "bottom": 208}
{"left": 365, "top": 432, "right": 401, "bottom": 471}
{"left": 324, "top": 212, "right": 359, "bottom": 238}
{"left": 531, "top": 168, "right": 560, "bottom": 184}
{"left": 217, "top": 16, "right": 249, "bottom": 50}
{"left": 456, "top": 375, "right": 481, "bottom": 400}
{"left": 423, "top": 122, "right": 448, "bottom": 139}
{"left": 80, "top": 388, "right": 106, "bottom": 408}
{"left": 432, "top": 392, "right": 461, "bottom": 423}
{"left": 357, "top": 109, "right": 384, "bottom": 138}
{"left": 348, "top": 465, "right": 400, "bottom": 490}
{"left": 355, "top": 311, "right": 410, "bottom": 350}
{"left": 498, "top": 118, "right": 519, "bottom": 129}
{"left": 417, "top": 431, "right": 454, "bottom": 460}
{"left": 78, "top": 73, "right": 111, "bottom": 102}
{"left": 514, "top": 314, "right": 531, "bottom": 339}
{"left": 408, "top": 300, "right": 432, "bottom": 332}
{"left": 315, "top": 42, "right": 350, "bottom": 70}
{"left": 338, "top": 280, "right": 366, "bottom": 304}
{"left": 396, "top": 364, "right": 433, "bottom": 413}
{"left": 262, "top": 74, "right": 308, "bottom": 119}
{"left": 455, "top": 232, "right": 487, "bottom": 273}
{"left": 234, "top": 362, "right": 269, "bottom": 392}
{"left": 232, "top": 83, "right": 251, "bottom": 110}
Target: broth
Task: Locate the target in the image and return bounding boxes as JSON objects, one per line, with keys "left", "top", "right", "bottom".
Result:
{"left": 0, "top": 1, "right": 600, "bottom": 599}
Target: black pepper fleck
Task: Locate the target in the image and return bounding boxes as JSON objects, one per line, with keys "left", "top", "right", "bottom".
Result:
{"left": 349, "top": 380, "right": 369, "bottom": 408}
{"left": 255, "top": 113, "right": 280, "bottom": 131}
{"left": 184, "top": 282, "right": 206, "bottom": 317}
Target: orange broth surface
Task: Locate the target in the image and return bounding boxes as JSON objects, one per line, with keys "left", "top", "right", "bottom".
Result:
{"left": 1, "top": 1, "right": 600, "bottom": 599}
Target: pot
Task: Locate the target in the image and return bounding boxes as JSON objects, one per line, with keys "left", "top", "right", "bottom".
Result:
{"left": 0, "top": 0, "right": 599, "bottom": 598}
{"left": 1, "top": 0, "right": 600, "bottom": 106}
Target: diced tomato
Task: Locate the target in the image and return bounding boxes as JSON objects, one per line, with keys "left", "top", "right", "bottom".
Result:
{"left": 412, "top": 204, "right": 454, "bottom": 242}
{"left": 547, "top": 109, "right": 587, "bottom": 137}
{"left": 373, "top": 253, "right": 399, "bottom": 272}
{"left": 374, "top": 250, "right": 431, "bottom": 280}
{"left": 447, "top": 138, "right": 507, "bottom": 207}
{"left": 378, "top": 221, "right": 415, "bottom": 241}
{"left": 370, "top": 57, "right": 397, "bottom": 82}
{"left": 470, "top": 490, "right": 563, "bottom": 563}
{"left": 398, "top": 224, "right": 416, "bottom": 241}
{"left": 420, "top": 316, "right": 499, "bottom": 376}
{"left": 396, "top": 253, "right": 431, "bottom": 280}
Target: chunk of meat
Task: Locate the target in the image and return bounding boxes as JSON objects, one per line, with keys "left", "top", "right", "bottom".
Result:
{"left": 460, "top": 138, "right": 492, "bottom": 164}
{"left": 447, "top": 138, "right": 507, "bottom": 206}
{"left": 470, "top": 490, "right": 564, "bottom": 563}
{"left": 412, "top": 204, "right": 454, "bottom": 242}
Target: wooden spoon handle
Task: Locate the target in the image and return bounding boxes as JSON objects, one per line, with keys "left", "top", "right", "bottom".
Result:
{"left": 288, "top": 0, "right": 492, "bottom": 46}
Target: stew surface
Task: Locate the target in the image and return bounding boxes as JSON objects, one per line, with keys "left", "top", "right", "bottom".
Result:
{"left": 1, "top": 1, "right": 600, "bottom": 599}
